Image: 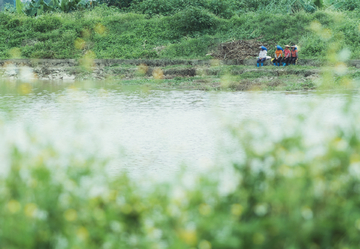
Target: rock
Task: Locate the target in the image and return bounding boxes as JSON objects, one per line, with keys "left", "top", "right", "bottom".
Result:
{"left": 19, "top": 66, "right": 37, "bottom": 82}
{"left": 5, "top": 70, "right": 17, "bottom": 76}
{"left": 4, "top": 63, "right": 18, "bottom": 76}
{"left": 62, "top": 75, "right": 75, "bottom": 81}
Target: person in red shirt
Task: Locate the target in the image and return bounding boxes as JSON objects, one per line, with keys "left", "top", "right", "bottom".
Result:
{"left": 290, "top": 45, "right": 298, "bottom": 65}
{"left": 283, "top": 45, "right": 291, "bottom": 66}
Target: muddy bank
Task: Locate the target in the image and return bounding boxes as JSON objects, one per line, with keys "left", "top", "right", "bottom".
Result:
{"left": 0, "top": 58, "right": 330, "bottom": 68}
{"left": 1, "top": 58, "right": 360, "bottom": 67}
{"left": 0, "top": 63, "right": 322, "bottom": 81}
{"left": 0, "top": 58, "right": 358, "bottom": 91}
{"left": 0, "top": 58, "right": 359, "bottom": 79}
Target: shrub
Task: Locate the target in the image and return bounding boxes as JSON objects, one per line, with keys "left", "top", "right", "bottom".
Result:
{"left": 161, "top": 36, "right": 214, "bottom": 58}
{"left": 32, "top": 15, "right": 62, "bottom": 32}
{"left": 130, "top": 0, "right": 239, "bottom": 18}
{"left": 6, "top": 17, "right": 21, "bottom": 28}
{"left": 327, "top": 0, "right": 360, "bottom": 11}
{"left": 97, "top": 0, "right": 135, "bottom": 8}
{"left": 131, "top": 0, "right": 177, "bottom": 16}
{"left": 3, "top": 3, "right": 16, "bottom": 13}
{"left": 169, "top": 7, "right": 219, "bottom": 34}
{"left": 203, "top": 0, "right": 237, "bottom": 18}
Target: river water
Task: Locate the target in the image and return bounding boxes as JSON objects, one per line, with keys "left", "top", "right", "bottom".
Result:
{"left": 0, "top": 81, "right": 358, "bottom": 180}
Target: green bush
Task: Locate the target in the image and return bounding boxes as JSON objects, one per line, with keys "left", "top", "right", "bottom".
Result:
{"left": 3, "top": 3, "right": 16, "bottom": 13}
{"left": 327, "top": 0, "right": 360, "bottom": 11}
{"left": 299, "top": 35, "right": 327, "bottom": 56}
{"left": 32, "top": 15, "right": 62, "bottom": 32}
{"left": 131, "top": 0, "right": 179, "bottom": 16}
{"left": 6, "top": 17, "right": 21, "bottom": 28}
{"left": 161, "top": 36, "right": 214, "bottom": 58}
{"left": 204, "top": 0, "right": 237, "bottom": 18}
{"left": 130, "top": 0, "right": 239, "bottom": 18}
{"left": 98, "top": 0, "right": 134, "bottom": 8}
{"left": 169, "top": 7, "right": 219, "bottom": 34}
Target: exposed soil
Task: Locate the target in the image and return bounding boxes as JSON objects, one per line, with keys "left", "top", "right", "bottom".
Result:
{"left": 214, "top": 40, "right": 268, "bottom": 61}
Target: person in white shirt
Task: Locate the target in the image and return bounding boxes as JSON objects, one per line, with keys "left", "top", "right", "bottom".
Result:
{"left": 257, "top": 46, "right": 267, "bottom": 67}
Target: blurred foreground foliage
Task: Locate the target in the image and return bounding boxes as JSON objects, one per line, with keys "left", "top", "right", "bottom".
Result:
{"left": 1, "top": 97, "right": 360, "bottom": 248}
{"left": 1, "top": 6, "right": 360, "bottom": 59}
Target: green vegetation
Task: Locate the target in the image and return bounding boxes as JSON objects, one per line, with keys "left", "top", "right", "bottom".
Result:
{"left": 17, "top": 0, "right": 360, "bottom": 17}
{"left": 0, "top": 0, "right": 360, "bottom": 60}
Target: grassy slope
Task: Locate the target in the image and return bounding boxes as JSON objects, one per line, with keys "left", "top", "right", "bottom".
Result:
{"left": 0, "top": 7, "right": 359, "bottom": 59}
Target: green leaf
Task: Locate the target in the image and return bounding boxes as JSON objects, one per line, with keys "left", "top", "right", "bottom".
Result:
{"left": 15, "top": 0, "right": 23, "bottom": 14}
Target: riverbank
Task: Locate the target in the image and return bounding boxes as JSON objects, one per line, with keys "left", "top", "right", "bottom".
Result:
{"left": 2, "top": 58, "right": 360, "bottom": 91}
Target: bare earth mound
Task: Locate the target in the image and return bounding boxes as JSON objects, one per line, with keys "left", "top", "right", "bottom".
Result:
{"left": 214, "top": 40, "right": 268, "bottom": 60}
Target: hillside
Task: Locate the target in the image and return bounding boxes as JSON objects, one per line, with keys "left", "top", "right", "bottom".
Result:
{"left": 0, "top": 1, "right": 359, "bottom": 60}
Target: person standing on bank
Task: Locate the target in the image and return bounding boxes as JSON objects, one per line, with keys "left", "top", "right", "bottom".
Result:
{"left": 257, "top": 46, "right": 267, "bottom": 67}
{"left": 290, "top": 45, "right": 298, "bottom": 65}
{"left": 273, "top": 45, "right": 283, "bottom": 66}
{"left": 283, "top": 45, "right": 291, "bottom": 66}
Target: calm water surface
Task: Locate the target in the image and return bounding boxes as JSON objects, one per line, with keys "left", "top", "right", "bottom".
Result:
{"left": 0, "top": 82, "right": 357, "bottom": 179}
